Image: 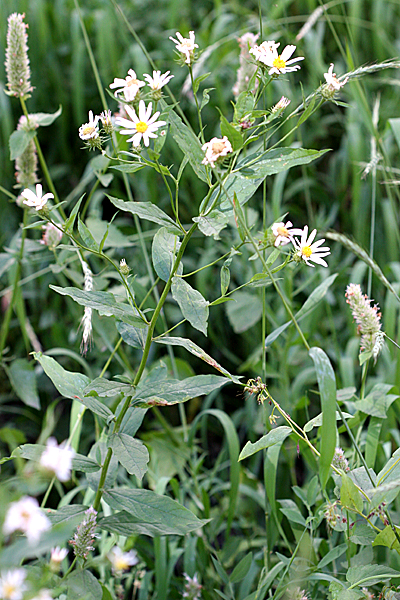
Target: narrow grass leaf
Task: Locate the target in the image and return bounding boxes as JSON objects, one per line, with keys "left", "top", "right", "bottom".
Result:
{"left": 309, "top": 347, "right": 337, "bottom": 489}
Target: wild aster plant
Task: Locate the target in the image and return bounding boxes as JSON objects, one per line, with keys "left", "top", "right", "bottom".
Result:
{"left": 69, "top": 506, "right": 97, "bottom": 560}
{"left": 345, "top": 283, "right": 384, "bottom": 362}
{"left": 5, "top": 13, "right": 33, "bottom": 98}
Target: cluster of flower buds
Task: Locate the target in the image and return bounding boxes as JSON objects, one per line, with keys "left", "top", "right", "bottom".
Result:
{"left": 244, "top": 376, "right": 269, "bottom": 404}
{"left": 183, "top": 573, "right": 202, "bottom": 600}
{"left": 367, "top": 502, "right": 389, "bottom": 526}
{"left": 345, "top": 283, "right": 384, "bottom": 363}
{"left": 324, "top": 500, "right": 347, "bottom": 529}
{"left": 332, "top": 447, "right": 350, "bottom": 472}
{"left": 69, "top": 506, "right": 97, "bottom": 560}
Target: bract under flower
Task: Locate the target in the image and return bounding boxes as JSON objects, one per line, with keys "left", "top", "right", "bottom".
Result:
{"left": 115, "top": 100, "right": 166, "bottom": 147}
{"left": 21, "top": 184, "right": 53, "bottom": 210}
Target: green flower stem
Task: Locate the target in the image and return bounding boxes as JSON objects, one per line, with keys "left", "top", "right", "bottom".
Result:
{"left": 19, "top": 97, "right": 65, "bottom": 219}
{"left": 92, "top": 223, "right": 197, "bottom": 512}
{"left": 215, "top": 173, "right": 310, "bottom": 351}
{"left": 189, "top": 66, "right": 205, "bottom": 145}
{"left": 0, "top": 208, "right": 29, "bottom": 359}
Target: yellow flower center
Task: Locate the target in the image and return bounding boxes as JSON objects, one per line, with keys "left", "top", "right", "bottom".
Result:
{"left": 3, "top": 583, "right": 17, "bottom": 598}
{"left": 82, "top": 125, "right": 95, "bottom": 136}
{"left": 136, "top": 121, "right": 148, "bottom": 133}
{"left": 212, "top": 141, "right": 226, "bottom": 153}
{"left": 277, "top": 226, "right": 289, "bottom": 237}
{"left": 273, "top": 56, "right": 286, "bottom": 70}
{"left": 127, "top": 78, "right": 139, "bottom": 86}
{"left": 115, "top": 557, "right": 130, "bottom": 570}
{"left": 302, "top": 245, "right": 312, "bottom": 258}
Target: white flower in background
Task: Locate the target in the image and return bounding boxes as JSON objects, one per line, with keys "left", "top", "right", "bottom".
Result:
{"left": 293, "top": 226, "right": 330, "bottom": 267}
{"left": 144, "top": 70, "right": 174, "bottom": 91}
{"left": 0, "top": 569, "right": 27, "bottom": 600}
{"left": 31, "top": 590, "right": 53, "bottom": 600}
{"left": 110, "top": 69, "right": 145, "bottom": 102}
{"left": 107, "top": 546, "right": 138, "bottom": 574}
{"left": 250, "top": 41, "right": 304, "bottom": 75}
{"left": 169, "top": 31, "right": 198, "bottom": 64}
{"left": 3, "top": 496, "right": 51, "bottom": 543}
{"left": 322, "top": 63, "right": 349, "bottom": 98}
{"left": 78, "top": 110, "right": 99, "bottom": 141}
{"left": 115, "top": 100, "right": 166, "bottom": 147}
{"left": 202, "top": 136, "right": 233, "bottom": 168}
{"left": 21, "top": 183, "right": 54, "bottom": 211}
{"left": 39, "top": 437, "right": 74, "bottom": 481}
{"left": 50, "top": 546, "right": 68, "bottom": 571}
{"left": 271, "top": 221, "right": 302, "bottom": 247}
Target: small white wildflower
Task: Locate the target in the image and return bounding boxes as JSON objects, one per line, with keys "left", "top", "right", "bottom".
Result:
{"left": 99, "top": 109, "right": 113, "bottom": 133}
{"left": 0, "top": 569, "right": 28, "bottom": 600}
{"left": 3, "top": 496, "right": 51, "bottom": 544}
{"left": 21, "top": 183, "right": 53, "bottom": 211}
{"left": 250, "top": 41, "right": 304, "bottom": 76}
{"left": 183, "top": 573, "right": 202, "bottom": 600}
{"left": 107, "top": 546, "right": 139, "bottom": 574}
{"left": 144, "top": 70, "right": 174, "bottom": 91}
{"left": 293, "top": 226, "right": 330, "bottom": 267}
{"left": 50, "top": 547, "right": 68, "bottom": 571}
{"left": 39, "top": 437, "right": 74, "bottom": 482}
{"left": 110, "top": 69, "right": 145, "bottom": 102}
{"left": 80, "top": 261, "right": 93, "bottom": 356}
{"left": 169, "top": 31, "right": 198, "bottom": 65}
{"left": 115, "top": 100, "right": 166, "bottom": 147}
{"left": 202, "top": 136, "right": 233, "bottom": 168}
{"left": 324, "top": 63, "right": 348, "bottom": 91}
{"left": 78, "top": 110, "right": 99, "bottom": 141}
{"left": 271, "top": 221, "right": 302, "bottom": 247}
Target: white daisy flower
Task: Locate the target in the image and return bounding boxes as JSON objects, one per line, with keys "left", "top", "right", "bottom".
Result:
{"left": 169, "top": 31, "right": 198, "bottom": 64}
{"left": 39, "top": 437, "right": 74, "bottom": 482}
{"left": 202, "top": 136, "right": 233, "bottom": 168}
{"left": 3, "top": 496, "right": 51, "bottom": 544}
{"left": 0, "top": 569, "right": 27, "bottom": 600}
{"left": 78, "top": 110, "right": 99, "bottom": 141}
{"left": 115, "top": 100, "right": 166, "bottom": 147}
{"left": 144, "top": 70, "right": 174, "bottom": 91}
{"left": 293, "top": 226, "right": 331, "bottom": 267}
{"left": 323, "top": 63, "right": 349, "bottom": 92}
{"left": 107, "top": 546, "right": 138, "bottom": 574}
{"left": 21, "top": 184, "right": 54, "bottom": 210}
{"left": 109, "top": 69, "right": 145, "bottom": 102}
{"left": 271, "top": 221, "right": 303, "bottom": 247}
{"left": 250, "top": 41, "right": 304, "bottom": 75}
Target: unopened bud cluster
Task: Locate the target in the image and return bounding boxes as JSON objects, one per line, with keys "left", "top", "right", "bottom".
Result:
{"left": 367, "top": 502, "right": 389, "bottom": 526}
{"left": 345, "top": 283, "right": 384, "bottom": 362}
{"left": 5, "top": 13, "right": 33, "bottom": 98}
{"left": 15, "top": 115, "right": 38, "bottom": 190}
{"left": 244, "top": 376, "right": 269, "bottom": 404}
{"left": 324, "top": 500, "right": 347, "bottom": 529}
{"left": 332, "top": 447, "right": 350, "bottom": 472}
{"left": 69, "top": 506, "right": 97, "bottom": 560}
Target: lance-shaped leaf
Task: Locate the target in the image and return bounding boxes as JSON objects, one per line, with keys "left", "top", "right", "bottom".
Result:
{"left": 49, "top": 286, "right": 147, "bottom": 328}
{"left": 108, "top": 433, "right": 149, "bottom": 479}
{"left": 106, "top": 194, "right": 181, "bottom": 235}
{"left": 134, "top": 374, "right": 228, "bottom": 406}
{"left": 154, "top": 336, "right": 241, "bottom": 383}
{"left": 101, "top": 488, "right": 208, "bottom": 536}
{"left": 239, "top": 426, "right": 292, "bottom": 460}
{"left": 341, "top": 473, "right": 363, "bottom": 512}
{"left": 200, "top": 148, "right": 329, "bottom": 212}
{"left": 193, "top": 210, "right": 229, "bottom": 239}
{"left": 171, "top": 277, "right": 209, "bottom": 335}
{"left": 346, "top": 564, "right": 400, "bottom": 587}
{"left": 309, "top": 347, "right": 337, "bottom": 489}
{"left": 152, "top": 227, "right": 183, "bottom": 282}
{"left": 84, "top": 377, "right": 135, "bottom": 398}
{"left": 9, "top": 129, "right": 36, "bottom": 160}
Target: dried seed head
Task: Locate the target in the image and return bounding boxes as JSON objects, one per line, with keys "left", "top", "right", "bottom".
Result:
{"left": 5, "top": 13, "right": 33, "bottom": 98}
